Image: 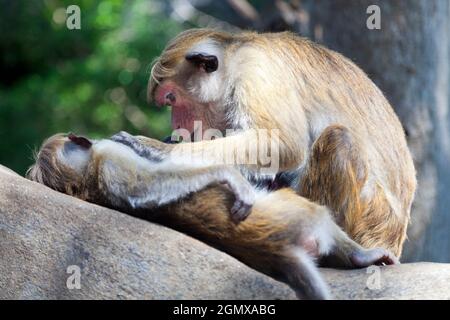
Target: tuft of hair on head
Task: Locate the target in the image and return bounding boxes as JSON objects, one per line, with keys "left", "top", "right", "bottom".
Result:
{"left": 147, "top": 28, "right": 232, "bottom": 102}
{"left": 26, "top": 133, "right": 86, "bottom": 198}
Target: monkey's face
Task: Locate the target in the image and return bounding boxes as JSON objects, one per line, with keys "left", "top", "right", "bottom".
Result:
{"left": 149, "top": 29, "right": 231, "bottom": 136}
{"left": 27, "top": 133, "right": 93, "bottom": 198}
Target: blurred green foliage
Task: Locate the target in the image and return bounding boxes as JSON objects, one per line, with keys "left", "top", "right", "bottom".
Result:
{"left": 0, "top": 0, "right": 183, "bottom": 175}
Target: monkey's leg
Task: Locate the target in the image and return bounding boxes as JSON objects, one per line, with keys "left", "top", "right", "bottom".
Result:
{"left": 300, "top": 125, "right": 406, "bottom": 258}
{"left": 158, "top": 186, "right": 332, "bottom": 300}
{"left": 265, "top": 188, "right": 399, "bottom": 269}
{"left": 321, "top": 220, "right": 399, "bottom": 268}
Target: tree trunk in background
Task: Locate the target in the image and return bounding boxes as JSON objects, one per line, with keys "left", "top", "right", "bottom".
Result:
{"left": 187, "top": 0, "right": 450, "bottom": 262}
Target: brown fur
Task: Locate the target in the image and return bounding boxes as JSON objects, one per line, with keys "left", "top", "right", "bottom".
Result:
{"left": 299, "top": 125, "right": 409, "bottom": 255}
{"left": 156, "top": 186, "right": 312, "bottom": 276}
{"left": 27, "top": 133, "right": 400, "bottom": 299}
{"left": 148, "top": 29, "right": 417, "bottom": 257}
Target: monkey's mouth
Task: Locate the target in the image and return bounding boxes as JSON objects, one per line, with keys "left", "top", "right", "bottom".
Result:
{"left": 155, "top": 84, "right": 205, "bottom": 135}
{"left": 155, "top": 86, "right": 201, "bottom": 134}
{"left": 154, "top": 81, "right": 177, "bottom": 106}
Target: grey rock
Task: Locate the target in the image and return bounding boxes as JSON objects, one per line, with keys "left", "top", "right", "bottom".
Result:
{"left": 1, "top": 165, "right": 449, "bottom": 299}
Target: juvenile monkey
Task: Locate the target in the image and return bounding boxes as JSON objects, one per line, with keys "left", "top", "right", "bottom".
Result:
{"left": 27, "top": 132, "right": 398, "bottom": 300}
{"left": 147, "top": 28, "right": 417, "bottom": 257}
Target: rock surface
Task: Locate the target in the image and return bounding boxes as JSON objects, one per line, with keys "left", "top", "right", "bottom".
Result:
{"left": 1, "top": 164, "right": 450, "bottom": 300}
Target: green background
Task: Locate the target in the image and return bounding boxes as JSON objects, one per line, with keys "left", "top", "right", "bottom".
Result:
{"left": 0, "top": 0, "right": 183, "bottom": 175}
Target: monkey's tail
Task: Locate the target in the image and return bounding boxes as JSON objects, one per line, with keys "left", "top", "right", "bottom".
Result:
{"left": 282, "top": 248, "right": 331, "bottom": 300}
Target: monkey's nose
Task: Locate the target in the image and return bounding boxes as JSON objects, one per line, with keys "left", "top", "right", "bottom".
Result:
{"left": 165, "top": 92, "right": 176, "bottom": 105}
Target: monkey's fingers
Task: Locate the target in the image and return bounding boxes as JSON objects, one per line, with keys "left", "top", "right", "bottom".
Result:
{"left": 350, "top": 248, "right": 400, "bottom": 268}
{"left": 110, "top": 131, "right": 135, "bottom": 144}
{"left": 230, "top": 200, "right": 252, "bottom": 224}
{"left": 163, "top": 135, "right": 180, "bottom": 144}
{"left": 110, "top": 131, "right": 164, "bottom": 161}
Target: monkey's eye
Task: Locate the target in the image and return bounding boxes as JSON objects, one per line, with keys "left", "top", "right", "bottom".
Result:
{"left": 185, "top": 52, "right": 218, "bottom": 73}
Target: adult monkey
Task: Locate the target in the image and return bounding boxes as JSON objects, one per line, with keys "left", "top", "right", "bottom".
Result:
{"left": 146, "top": 28, "right": 416, "bottom": 258}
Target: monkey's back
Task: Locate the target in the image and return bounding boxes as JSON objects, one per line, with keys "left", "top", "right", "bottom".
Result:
{"left": 235, "top": 32, "right": 416, "bottom": 216}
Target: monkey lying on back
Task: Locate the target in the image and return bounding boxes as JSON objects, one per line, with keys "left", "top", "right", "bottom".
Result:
{"left": 27, "top": 132, "right": 398, "bottom": 300}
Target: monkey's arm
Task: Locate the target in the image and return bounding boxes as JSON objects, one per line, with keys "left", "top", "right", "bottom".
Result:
{"left": 125, "top": 168, "right": 254, "bottom": 222}
{"left": 95, "top": 139, "right": 254, "bottom": 222}
{"left": 114, "top": 130, "right": 304, "bottom": 174}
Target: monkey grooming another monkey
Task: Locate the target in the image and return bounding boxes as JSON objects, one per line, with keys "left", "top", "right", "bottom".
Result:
{"left": 27, "top": 132, "right": 398, "bottom": 300}
{"left": 147, "top": 28, "right": 417, "bottom": 257}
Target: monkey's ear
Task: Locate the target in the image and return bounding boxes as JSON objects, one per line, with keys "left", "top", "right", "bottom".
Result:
{"left": 185, "top": 52, "right": 218, "bottom": 73}
{"left": 67, "top": 133, "right": 92, "bottom": 149}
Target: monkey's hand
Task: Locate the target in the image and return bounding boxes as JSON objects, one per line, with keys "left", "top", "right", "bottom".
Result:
{"left": 350, "top": 247, "right": 400, "bottom": 267}
{"left": 219, "top": 168, "right": 255, "bottom": 223}
{"left": 110, "top": 131, "right": 169, "bottom": 162}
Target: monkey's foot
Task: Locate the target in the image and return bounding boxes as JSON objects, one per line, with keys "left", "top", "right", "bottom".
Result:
{"left": 350, "top": 248, "right": 400, "bottom": 267}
